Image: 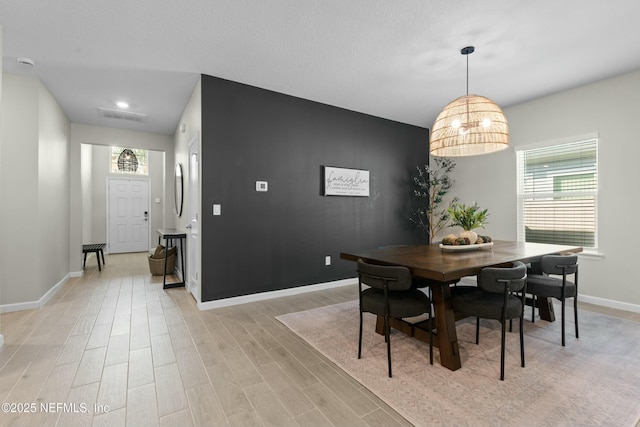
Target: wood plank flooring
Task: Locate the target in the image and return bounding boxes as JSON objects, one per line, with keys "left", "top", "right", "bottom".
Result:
{"left": 0, "top": 253, "right": 410, "bottom": 427}
{"left": 1, "top": 252, "right": 639, "bottom": 427}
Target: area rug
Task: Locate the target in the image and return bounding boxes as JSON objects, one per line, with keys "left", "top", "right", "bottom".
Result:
{"left": 277, "top": 300, "right": 640, "bottom": 427}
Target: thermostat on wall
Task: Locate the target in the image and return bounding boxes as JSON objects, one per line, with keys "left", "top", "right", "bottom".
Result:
{"left": 256, "top": 181, "right": 268, "bottom": 192}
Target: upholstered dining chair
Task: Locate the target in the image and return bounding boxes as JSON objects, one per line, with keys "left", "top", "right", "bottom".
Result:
{"left": 357, "top": 259, "right": 433, "bottom": 378}
{"left": 451, "top": 261, "right": 527, "bottom": 380}
{"left": 527, "top": 254, "right": 579, "bottom": 346}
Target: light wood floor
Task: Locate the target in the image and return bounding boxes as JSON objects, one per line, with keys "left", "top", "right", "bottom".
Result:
{"left": 0, "top": 253, "right": 409, "bottom": 427}
{"left": 1, "top": 253, "right": 639, "bottom": 427}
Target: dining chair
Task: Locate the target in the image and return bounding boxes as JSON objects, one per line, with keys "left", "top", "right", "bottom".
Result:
{"left": 451, "top": 261, "right": 527, "bottom": 380}
{"left": 357, "top": 259, "right": 433, "bottom": 378}
{"left": 376, "top": 245, "right": 433, "bottom": 294}
{"left": 527, "top": 254, "right": 579, "bottom": 346}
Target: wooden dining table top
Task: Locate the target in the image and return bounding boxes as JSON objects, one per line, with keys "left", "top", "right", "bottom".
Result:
{"left": 340, "top": 240, "right": 583, "bottom": 283}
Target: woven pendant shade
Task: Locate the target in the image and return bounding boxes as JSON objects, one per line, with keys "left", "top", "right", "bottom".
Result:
{"left": 430, "top": 46, "right": 509, "bottom": 157}
{"left": 430, "top": 94, "right": 509, "bottom": 157}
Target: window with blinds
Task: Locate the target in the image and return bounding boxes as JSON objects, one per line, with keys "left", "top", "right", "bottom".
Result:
{"left": 516, "top": 138, "right": 598, "bottom": 249}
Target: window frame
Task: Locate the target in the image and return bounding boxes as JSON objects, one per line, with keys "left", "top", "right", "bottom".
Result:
{"left": 516, "top": 134, "right": 599, "bottom": 251}
{"left": 110, "top": 146, "right": 149, "bottom": 176}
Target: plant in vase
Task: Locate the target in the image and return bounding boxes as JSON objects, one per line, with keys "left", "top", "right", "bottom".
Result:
{"left": 409, "top": 158, "right": 458, "bottom": 244}
{"left": 447, "top": 202, "right": 489, "bottom": 245}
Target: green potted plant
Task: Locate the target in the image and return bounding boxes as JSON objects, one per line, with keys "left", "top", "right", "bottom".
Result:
{"left": 409, "top": 158, "right": 458, "bottom": 244}
{"left": 448, "top": 202, "right": 489, "bottom": 244}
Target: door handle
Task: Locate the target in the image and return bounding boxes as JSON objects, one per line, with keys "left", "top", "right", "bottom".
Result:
{"left": 186, "top": 224, "right": 193, "bottom": 229}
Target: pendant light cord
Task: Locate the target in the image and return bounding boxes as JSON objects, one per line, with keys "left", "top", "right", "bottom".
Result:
{"left": 461, "top": 46, "right": 475, "bottom": 96}
{"left": 466, "top": 53, "right": 469, "bottom": 96}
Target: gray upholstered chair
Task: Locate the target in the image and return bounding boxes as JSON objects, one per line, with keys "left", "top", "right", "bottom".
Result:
{"left": 451, "top": 261, "right": 527, "bottom": 380}
{"left": 357, "top": 259, "right": 433, "bottom": 378}
{"left": 527, "top": 254, "right": 579, "bottom": 346}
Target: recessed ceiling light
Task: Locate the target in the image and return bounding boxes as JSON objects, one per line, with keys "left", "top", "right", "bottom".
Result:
{"left": 17, "top": 57, "right": 35, "bottom": 66}
{"left": 116, "top": 101, "right": 129, "bottom": 109}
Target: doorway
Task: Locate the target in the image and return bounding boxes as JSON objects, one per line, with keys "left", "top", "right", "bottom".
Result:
{"left": 107, "top": 177, "right": 150, "bottom": 253}
{"left": 81, "top": 143, "right": 165, "bottom": 257}
{"left": 187, "top": 133, "right": 200, "bottom": 301}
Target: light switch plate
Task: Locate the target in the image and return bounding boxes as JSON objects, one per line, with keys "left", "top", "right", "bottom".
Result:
{"left": 213, "top": 204, "right": 221, "bottom": 215}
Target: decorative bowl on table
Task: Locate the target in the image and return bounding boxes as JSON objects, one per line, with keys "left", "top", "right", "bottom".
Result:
{"left": 438, "top": 234, "right": 493, "bottom": 252}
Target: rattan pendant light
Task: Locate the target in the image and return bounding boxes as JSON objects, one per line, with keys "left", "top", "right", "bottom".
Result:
{"left": 430, "top": 46, "right": 509, "bottom": 157}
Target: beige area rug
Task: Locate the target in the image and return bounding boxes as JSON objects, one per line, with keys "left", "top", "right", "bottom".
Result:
{"left": 277, "top": 300, "right": 640, "bottom": 427}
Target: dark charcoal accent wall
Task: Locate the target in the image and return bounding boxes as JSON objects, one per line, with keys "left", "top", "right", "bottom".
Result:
{"left": 201, "top": 74, "right": 428, "bottom": 301}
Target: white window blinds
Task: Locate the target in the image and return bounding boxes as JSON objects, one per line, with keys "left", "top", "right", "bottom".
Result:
{"left": 516, "top": 138, "right": 598, "bottom": 248}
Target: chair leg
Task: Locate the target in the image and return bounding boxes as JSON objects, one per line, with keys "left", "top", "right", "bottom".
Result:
{"left": 500, "top": 320, "right": 506, "bottom": 381}
{"left": 475, "top": 317, "right": 480, "bottom": 344}
{"left": 561, "top": 298, "right": 566, "bottom": 346}
{"left": 385, "top": 314, "right": 392, "bottom": 378}
{"left": 574, "top": 296, "right": 579, "bottom": 339}
{"left": 358, "top": 309, "right": 363, "bottom": 359}
{"left": 520, "top": 314, "right": 525, "bottom": 368}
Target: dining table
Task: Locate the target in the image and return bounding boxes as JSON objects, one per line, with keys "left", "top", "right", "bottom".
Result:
{"left": 340, "top": 240, "right": 582, "bottom": 371}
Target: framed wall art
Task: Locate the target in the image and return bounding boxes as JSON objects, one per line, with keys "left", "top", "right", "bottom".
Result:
{"left": 323, "top": 166, "right": 370, "bottom": 197}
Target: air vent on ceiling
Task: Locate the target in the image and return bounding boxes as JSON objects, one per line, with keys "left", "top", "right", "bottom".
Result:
{"left": 97, "top": 107, "right": 148, "bottom": 123}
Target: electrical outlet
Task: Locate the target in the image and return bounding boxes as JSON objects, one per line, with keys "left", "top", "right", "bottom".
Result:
{"left": 325, "top": 256, "right": 331, "bottom": 266}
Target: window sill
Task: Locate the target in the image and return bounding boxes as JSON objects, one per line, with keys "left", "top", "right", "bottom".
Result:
{"left": 578, "top": 250, "right": 605, "bottom": 260}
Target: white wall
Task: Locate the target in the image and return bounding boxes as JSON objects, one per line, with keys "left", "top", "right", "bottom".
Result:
{"left": 81, "top": 144, "right": 93, "bottom": 243}
{"left": 69, "top": 124, "right": 174, "bottom": 271}
{"left": 450, "top": 69, "right": 640, "bottom": 310}
{"left": 173, "top": 78, "right": 201, "bottom": 231}
{"left": 37, "top": 82, "right": 71, "bottom": 298}
{"left": 0, "top": 73, "right": 70, "bottom": 306}
{"left": 0, "top": 24, "right": 4, "bottom": 343}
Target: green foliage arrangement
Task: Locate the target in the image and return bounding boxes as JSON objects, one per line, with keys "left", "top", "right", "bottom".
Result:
{"left": 448, "top": 202, "right": 489, "bottom": 231}
{"left": 409, "top": 158, "right": 458, "bottom": 243}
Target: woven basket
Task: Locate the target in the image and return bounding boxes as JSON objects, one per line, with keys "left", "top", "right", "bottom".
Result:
{"left": 148, "top": 245, "right": 177, "bottom": 276}
{"left": 148, "top": 255, "right": 176, "bottom": 276}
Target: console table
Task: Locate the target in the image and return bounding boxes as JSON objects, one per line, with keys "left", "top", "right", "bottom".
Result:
{"left": 157, "top": 229, "right": 186, "bottom": 289}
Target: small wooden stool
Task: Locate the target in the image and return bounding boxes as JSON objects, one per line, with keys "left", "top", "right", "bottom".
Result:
{"left": 83, "top": 243, "right": 106, "bottom": 271}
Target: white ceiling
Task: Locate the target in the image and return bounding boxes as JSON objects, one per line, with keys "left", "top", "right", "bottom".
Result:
{"left": 2, "top": 0, "right": 640, "bottom": 135}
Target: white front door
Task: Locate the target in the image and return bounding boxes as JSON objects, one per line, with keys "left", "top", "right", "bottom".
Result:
{"left": 187, "top": 135, "right": 200, "bottom": 302}
{"left": 108, "top": 178, "right": 150, "bottom": 253}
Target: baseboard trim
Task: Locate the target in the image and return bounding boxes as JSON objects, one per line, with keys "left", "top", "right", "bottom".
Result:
{"left": 197, "top": 278, "right": 357, "bottom": 311}
{"left": 0, "top": 273, "right": 71, "bottom": 313}
{"left": 580, "top": 294, "right": 640, "bottom": 314}
{"left": 445, "top": 278, "right": 640, "bottom": 314}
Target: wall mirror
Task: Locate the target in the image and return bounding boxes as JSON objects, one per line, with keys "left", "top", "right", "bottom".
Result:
{"left": 174, "top": 163, "right": 184, "bottom": 217}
